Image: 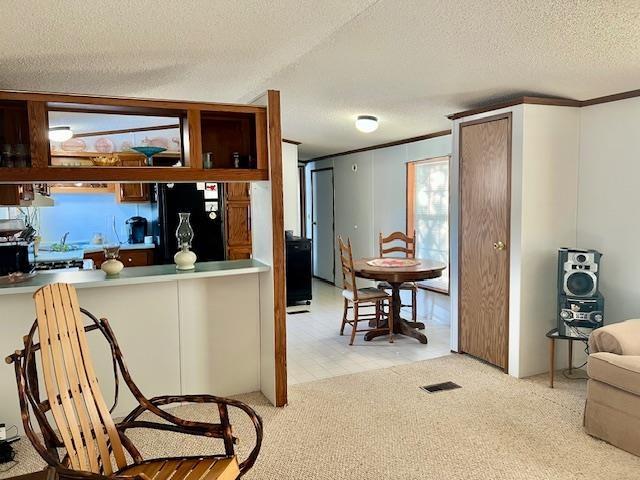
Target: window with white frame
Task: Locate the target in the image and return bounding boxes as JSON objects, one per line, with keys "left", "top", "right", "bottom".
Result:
{"left": 407, "top": 156, "right": 449, "bottom": 293}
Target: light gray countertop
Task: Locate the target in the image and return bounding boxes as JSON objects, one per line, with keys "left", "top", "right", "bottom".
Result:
{"left": 0, "top": 259, "right": 269, "bottom": 295}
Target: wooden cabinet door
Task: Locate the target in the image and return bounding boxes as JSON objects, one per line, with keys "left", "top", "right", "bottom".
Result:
{"left": 120, "top": 249, "right": 154, "bottom": 267}
{"left": 84, "top": 248, "right": 154, "bottom": 268}
{"left": 225, "top": 182, "right": 252, "bottom": 259}
{"left": 226, "top": 182, "right": 250, "bottom": 200}
{"left": 117, "top": 158, "right": 149, "bottom": 203}
{"left": 0, "top": 185, "right": 20, "bottom": 206}
{"left": 227, "top": 246, "right": 252, "bottom": 260}
{"left": 226, "top": 202, "right": 251, "bottom": 246}
{"left": 459, "top": 114, "right": 511, "bottom": 370}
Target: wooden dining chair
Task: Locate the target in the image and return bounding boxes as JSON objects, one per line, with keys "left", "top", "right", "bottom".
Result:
{"left": 378, "top": 231, "right": 419, "bottom": 322}
{"left": 338, "top": 236, "right": 393, "bottom": 345}
{"left": 5, "top": 283, "right": 262, "bottom": 480}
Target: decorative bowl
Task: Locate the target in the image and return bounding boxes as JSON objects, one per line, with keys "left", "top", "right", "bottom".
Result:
{"left": 132, "top": 146, "right": 167, "bottom": 166}
{"left": 91, "top": 154, "right": 120, "bottom": 166}
{"left": 131, "top": 146, "right": 167, "bottom": 157}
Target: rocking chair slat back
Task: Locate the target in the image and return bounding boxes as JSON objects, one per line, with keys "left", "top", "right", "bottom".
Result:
{"left": 34, "top": 283, "right": 127, "bottom": 475}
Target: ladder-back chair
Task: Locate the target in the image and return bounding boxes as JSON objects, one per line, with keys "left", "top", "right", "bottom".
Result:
{"left": 378, "top": 231, "right": 419, "bottom": 322}
{"left": 5, "top": 283, "right": 262, "bottom": 480}
{"left": 338, "top": 236, "right": 393, "bottom": 345}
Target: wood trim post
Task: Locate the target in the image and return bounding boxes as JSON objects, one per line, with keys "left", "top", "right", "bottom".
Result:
{"left": 267, "top": 90, "right": 287, "bottom": 406}
{"left": 27, "top": 101, "right": 49, "bottom": 168}
{"left": 186, "top": 110, "right": 202, "bottom": 169}
{"left": 255, "top": 110, "right": 268, "bottom": 171}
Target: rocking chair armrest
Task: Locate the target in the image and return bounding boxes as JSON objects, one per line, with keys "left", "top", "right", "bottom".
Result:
{"left": 120, "top": 394, "right": 263, "bottom": 476}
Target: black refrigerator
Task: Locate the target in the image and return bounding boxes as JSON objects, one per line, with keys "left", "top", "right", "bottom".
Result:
{"left": 156, "top": 183, "right": 225, "bottom": 264}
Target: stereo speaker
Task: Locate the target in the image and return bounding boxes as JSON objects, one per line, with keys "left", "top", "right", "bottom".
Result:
{"left": 557, "top": 248, "right": 604, "bottom": 337}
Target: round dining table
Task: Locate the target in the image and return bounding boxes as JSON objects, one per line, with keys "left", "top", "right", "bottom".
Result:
{"left": 353, "top": 258, "right": 446, "bottom": 344}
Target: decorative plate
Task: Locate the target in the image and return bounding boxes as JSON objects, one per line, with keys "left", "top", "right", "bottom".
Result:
{"left": 95, "top": 137, "right": 115, "bottom": 153}
{"left": 149, "top": 137, "right": 170, "bottom": 149}
{"left": 61, "top": 138, "right": 86, "bottom": 152}
{"left": 366, "top": 258, "right": 420, "bottom": 267}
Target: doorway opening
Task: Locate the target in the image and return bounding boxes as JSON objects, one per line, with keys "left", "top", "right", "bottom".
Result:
{"left": 310, "top": 167, "right": 335, "bottom": 284}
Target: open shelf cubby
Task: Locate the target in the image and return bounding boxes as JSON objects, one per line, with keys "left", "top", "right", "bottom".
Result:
{"left": 0, "top": 100, "right": 32, "bottom": 168}
{"left": 200, "top": 112, "right": 258, "bottom": 170}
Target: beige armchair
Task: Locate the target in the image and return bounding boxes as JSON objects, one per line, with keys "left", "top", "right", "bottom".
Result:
{"left": 584, "top": 319, "right": 640, "bottom": 456}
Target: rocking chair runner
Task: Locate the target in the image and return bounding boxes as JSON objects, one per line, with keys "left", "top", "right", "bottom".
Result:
{"left": 5, "top": 283, "right": 263, "bottom": 480}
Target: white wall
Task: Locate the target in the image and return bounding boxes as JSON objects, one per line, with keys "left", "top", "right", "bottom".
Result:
{"left": 250, "top": 180, "right": 276, "bottom": 405}
{"left": 519, "top": 104, "right": 581, "bottom": 376}
{"left": 282, "top": 142, "right": 301, "bottom": 236}
{"left": 578, "top": 97, "right": 640, "bottom": 324}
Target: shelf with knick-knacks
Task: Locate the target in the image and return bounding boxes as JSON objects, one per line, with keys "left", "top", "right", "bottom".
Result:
{"left": 0, "top": 90, "right": 269, "bottom": 183}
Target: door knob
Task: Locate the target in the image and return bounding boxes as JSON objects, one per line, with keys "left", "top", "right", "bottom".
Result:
{"left": 493, "top": 241, "right": 506, "bottom": 251}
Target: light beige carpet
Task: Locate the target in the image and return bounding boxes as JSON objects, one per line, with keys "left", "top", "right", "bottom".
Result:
{"left": 2, "top": 354, "right": 639, "bottom": 479}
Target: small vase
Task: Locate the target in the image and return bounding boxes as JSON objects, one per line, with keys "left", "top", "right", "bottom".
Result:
{"left": 174, "top": 244, "right": 197, "bottom": 270}
{"left": 101, "top": 245, "right": 123, "bottom": 276}
{"left": 101, "top": 258, "right": 124, "bottom": 276}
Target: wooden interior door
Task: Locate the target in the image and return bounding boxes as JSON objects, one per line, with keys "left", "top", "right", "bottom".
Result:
{"left": 459, "top": 114, "right": 511, "bottom": 370}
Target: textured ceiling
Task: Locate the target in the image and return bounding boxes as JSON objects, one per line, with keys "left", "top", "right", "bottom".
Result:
{"left": 2, "top": 0, "right": 640, "bottom": 159}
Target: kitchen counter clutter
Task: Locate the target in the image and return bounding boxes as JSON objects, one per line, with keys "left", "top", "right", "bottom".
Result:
{"left": 0, "top": 259, "right": 268, "bottom": 295}
{"left": 31, "top": 243, "right": 156, "bottom": 262}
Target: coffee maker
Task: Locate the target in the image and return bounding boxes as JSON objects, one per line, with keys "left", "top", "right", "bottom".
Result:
{"left": 126, "top": 216, "right": 147, "bottom": 244}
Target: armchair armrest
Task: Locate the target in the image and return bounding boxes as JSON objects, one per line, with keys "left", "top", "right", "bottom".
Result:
{"left": 589, "top": 319, "right": 640, "bottom": 355}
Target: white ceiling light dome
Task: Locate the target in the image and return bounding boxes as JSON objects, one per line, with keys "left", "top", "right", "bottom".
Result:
{"left": 48, "top": 126, "right": 73, "bottom": 142}
{"left": 355, "top": 115, "right": 378, "bottom": 133}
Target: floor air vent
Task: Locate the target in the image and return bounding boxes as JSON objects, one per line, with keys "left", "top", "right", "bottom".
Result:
{"left": 287, "top": 310, "right": 310, "bottom": 315}
{"left": 420, "top": 381, "right": 461, "bottom": 393}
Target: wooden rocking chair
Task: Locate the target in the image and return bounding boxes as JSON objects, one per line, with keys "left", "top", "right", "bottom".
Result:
{"left": 5, "top": 283, "right": 263, "bottom": 480}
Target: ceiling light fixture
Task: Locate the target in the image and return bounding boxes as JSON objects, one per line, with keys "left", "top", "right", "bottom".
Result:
{"left": 48, "top": 126, "right": 73, "bottom": 142}
{"left": 355, "top": 115, "right": 378, "bottom": 133}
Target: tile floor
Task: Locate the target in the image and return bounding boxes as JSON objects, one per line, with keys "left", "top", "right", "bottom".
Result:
{"left": 286, "top": 279, "right": 451, "bottom": 385}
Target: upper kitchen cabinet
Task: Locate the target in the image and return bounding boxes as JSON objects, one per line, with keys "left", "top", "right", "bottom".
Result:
{"left": 0, "top": 100, "right": 32, "bottom": 168}
{"left": 0, "top": 90, "right": 271, "bottom": 183}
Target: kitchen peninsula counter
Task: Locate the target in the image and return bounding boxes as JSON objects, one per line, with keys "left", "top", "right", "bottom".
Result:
{"left": 0, "top": 259, "right": 271, "bottom": 432}
{"left": 0, "top": 259, "right": 269, "bottom": 295}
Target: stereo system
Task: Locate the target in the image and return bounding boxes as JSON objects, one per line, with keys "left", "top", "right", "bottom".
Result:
{"left": 557, "top": 248, "right": 604, "bottom": 337}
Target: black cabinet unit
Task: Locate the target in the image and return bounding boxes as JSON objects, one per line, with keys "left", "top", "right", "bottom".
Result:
{"left": 286, "top": 237, "right": 312, "bottom": 306}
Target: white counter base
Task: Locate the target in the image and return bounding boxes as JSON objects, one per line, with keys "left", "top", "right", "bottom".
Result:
{"left": 0, "top": 261, "right": 268, "bottom": 432}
